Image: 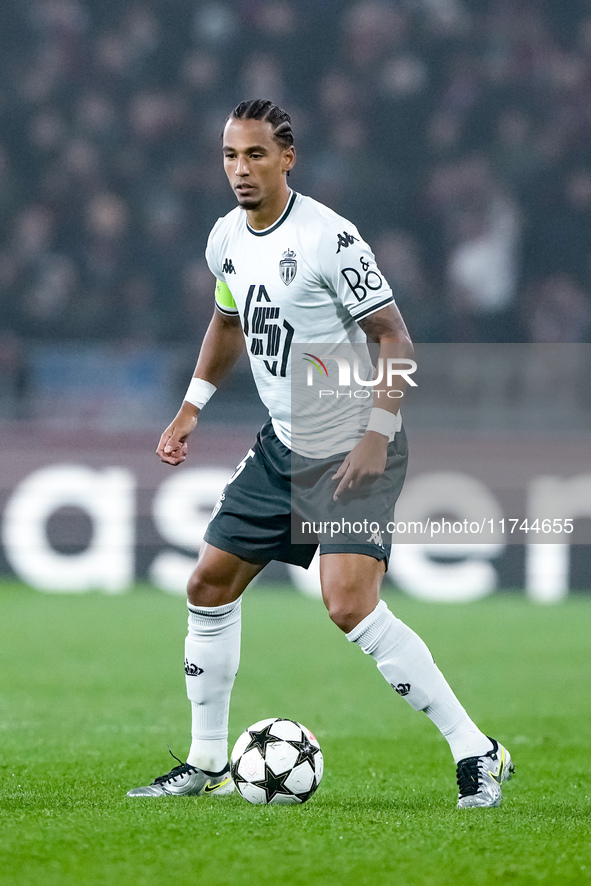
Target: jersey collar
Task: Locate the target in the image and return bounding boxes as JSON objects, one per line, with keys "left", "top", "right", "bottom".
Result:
{"left": 245, "top": 190, "right": 297, "bottom": 237}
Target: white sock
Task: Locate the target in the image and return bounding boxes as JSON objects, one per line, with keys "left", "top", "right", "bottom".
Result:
{"left": 184, "top": 598, "right": 241, "bottom": 772}
{"left": 347, "top": 601, "right": 493, "bottom": 763}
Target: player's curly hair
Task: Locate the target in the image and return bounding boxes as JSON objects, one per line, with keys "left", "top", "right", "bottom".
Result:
{"left": 228, "top": 99, "right": 294, "bottom": 149}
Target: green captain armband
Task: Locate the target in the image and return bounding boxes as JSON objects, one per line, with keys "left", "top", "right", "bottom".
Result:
{"left": 215, "top": 279, "right": 238, "bottom": 313}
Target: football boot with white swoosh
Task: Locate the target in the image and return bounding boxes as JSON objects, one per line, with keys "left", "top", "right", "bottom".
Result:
{"left": 456, "top": 738, "right": 515, "bottom": 808}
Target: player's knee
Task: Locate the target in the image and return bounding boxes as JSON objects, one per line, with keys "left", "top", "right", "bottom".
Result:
{"left": 187, "top": 564, "right": 233, "bottom": 607}
{"left": 325, "top": 597, "right": 366, "bottom": 633}
{"left": 323, "top": 575, "right": 381, "bottom": 632}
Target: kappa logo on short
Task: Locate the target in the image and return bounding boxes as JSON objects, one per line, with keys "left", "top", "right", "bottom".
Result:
{"left": 366, "top": 529, "right": 384, "bottom": 548}
{"left": 222, "top": 258, "right": 236, "bottom": 274}
{"left": 279, "top": 248, "right": 297, "bottom": 285}
{"left": 336, "top": 231, "right": 359, "bottom": 253}
{"left": 184, "top": 660, "right": 204, "bottom": 676}
{"left": 392, "top": 683, "right": 411, "bottom": 697}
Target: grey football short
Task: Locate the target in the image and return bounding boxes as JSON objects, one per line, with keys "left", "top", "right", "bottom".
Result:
{"left": 203, "top": 419, "right": 408, "bottom": 569}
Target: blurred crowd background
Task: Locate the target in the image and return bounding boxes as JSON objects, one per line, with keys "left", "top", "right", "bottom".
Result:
{"left": 1, "top": 0, "right": 591, "bottom": 424}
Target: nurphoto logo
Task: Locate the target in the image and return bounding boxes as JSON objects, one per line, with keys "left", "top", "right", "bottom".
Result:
{"left": 303, "top": 353, "right": 417, "bottom": 398}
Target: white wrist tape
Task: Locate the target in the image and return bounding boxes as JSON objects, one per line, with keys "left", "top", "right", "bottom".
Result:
{"left": 184, "top": 378, "right": 217, "bottom": 410}
{"left": 366, "top": 407, "right": 401, "bottom": 439}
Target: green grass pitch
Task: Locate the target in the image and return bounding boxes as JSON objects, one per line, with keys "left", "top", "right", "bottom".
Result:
{"left": 1, "top": 582, "right": 590, "bottom": 886}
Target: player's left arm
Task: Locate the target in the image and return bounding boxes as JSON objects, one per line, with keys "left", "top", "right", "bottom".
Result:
{"left": 332, "top": 303, "right": 414, "bottom": 500}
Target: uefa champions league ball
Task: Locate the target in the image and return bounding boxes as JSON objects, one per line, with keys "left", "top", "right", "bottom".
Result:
{"left": 230, "top": 717, "right": 323, "bottom": 805}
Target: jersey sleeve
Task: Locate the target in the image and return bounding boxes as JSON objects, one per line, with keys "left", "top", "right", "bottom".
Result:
{"left": 205, "top": 217, "right": 239, "bottom": 316}
{"left": 316, "top": 220, "right": 395, "bottom": 322}
{"left": 205, "top": 217, "right": 224, "bottom": 278}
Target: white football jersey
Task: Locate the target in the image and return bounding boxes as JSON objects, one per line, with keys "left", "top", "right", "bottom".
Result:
{"left": 205, "top": 191, "right": 398, "bottom": 457}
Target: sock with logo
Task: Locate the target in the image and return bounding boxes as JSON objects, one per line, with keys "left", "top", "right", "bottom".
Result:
{"left": 185, "top": 598, "right": 241, "bottom": 772}
{"left": 346, "top": 600, "right": 493, "bottom": 763}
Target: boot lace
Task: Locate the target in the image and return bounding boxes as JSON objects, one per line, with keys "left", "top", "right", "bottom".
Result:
{"left": 456, "top": 756, "right": 482, "bottom": 797}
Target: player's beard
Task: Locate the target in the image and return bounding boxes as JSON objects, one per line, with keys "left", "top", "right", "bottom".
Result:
{"left": 236, "top": 194, "right": 263, "bottom": 211}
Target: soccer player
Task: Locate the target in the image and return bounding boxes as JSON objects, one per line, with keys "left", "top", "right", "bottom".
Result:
{"left": 128, "top": 100, "right": 514, "bottom": 808}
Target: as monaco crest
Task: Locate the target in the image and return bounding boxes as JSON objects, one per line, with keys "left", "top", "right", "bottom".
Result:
{"left": 280, "top": 248, "right": 297, "bottom": 285}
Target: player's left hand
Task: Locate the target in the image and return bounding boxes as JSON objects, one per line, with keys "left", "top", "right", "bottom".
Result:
{"left": 331, "top": 432, "right": 388, "bottom": 500}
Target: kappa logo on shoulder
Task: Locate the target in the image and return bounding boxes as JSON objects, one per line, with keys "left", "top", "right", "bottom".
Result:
{"left": 336, "top": 231, "right": 359, "bottom": 254}
{"left": 222, "top": 258, "right": 236, "bottom": 274}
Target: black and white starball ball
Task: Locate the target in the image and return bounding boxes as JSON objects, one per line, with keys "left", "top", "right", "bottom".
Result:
{"left": 230, "top": 717, "right": 323, "bottom": 805}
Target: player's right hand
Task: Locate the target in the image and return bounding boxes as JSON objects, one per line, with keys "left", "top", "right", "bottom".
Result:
{"left": 156, "top": 407, "right": 198, "bottom": 465}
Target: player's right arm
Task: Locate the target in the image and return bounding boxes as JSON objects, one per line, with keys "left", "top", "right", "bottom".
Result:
{"left": 156, "top": 307, "right": 244, "bottom": 466}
